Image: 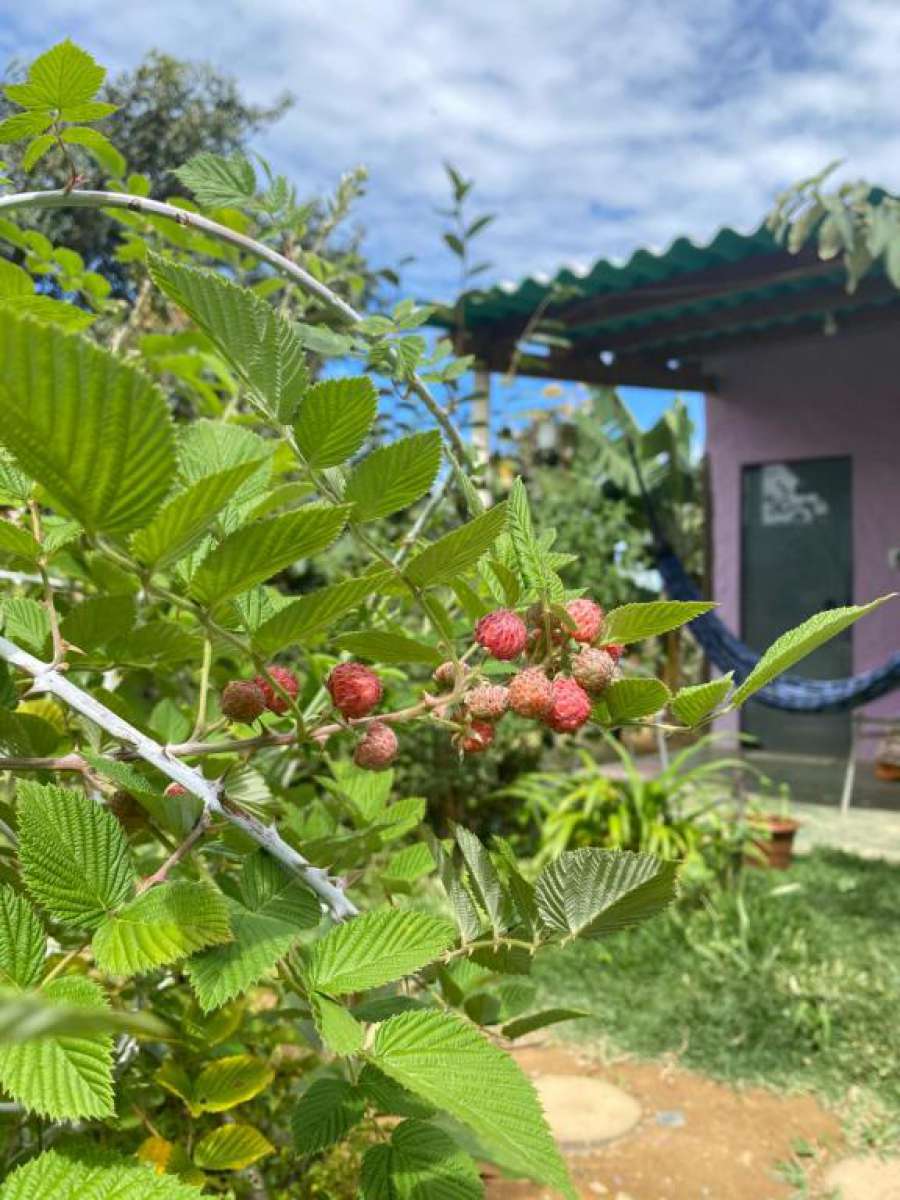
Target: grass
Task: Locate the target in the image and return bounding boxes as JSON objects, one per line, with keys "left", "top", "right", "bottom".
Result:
{"left": 533, "top": 847, "right": 900, "bottom": 1138}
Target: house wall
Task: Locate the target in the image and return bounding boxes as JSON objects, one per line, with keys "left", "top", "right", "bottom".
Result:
{"left": 705, "top": 325, "right": 900, "bottom": 754}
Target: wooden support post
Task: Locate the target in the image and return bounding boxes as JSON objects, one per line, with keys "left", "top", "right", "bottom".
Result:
{"left": 472, "top": 367, "right": 492, "bottom": 505}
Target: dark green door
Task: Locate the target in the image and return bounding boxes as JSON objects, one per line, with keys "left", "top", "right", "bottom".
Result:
{"left": 741, "top": 456, "right": 852, "bottom": 756}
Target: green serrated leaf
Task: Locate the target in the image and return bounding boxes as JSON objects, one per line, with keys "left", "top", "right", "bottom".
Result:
{"left": 0, "top": 990, "right": 169, "bottom": 1043}
{"left": 329, "top": 759, "right": 394, "bottom": 824}
{"left": 0, "top": 976, "right": 114, "bottom": 1119}
{"left": 731, "top": 595, "right": 896, "bottom": 706}
{"left": 193, "top": 1123, "right": 274, "bottom": 1171}
{"left": 173, "top": 152, "right": 257, "bottom": 208}
{"left": 370, "top": 1010, "right": 574, "bottom": 1198}
{"left": 131, "top": 460, "right": 262, "bottom": 569}
{"left": 598, "top": 676, "right": 671, "bottom": 723}
{"left": 0, "top": 520, "right": 40, "bottom": 561}
{"left": 335, "top": 628, "right": 442, "bottom": 666}
{"left": 294, "top": 377, "right": 378, "bottom": 467}
{"left": 0, "top": 311, "right": 175, "bottom": 534}
{"left": 0, "top": 260, "right": 32, "bottom": 299}
{"left": 148, "top": 253, "right": 309, "bottom": 422}
{"left": 60, "top": 126, "right": 125, "bottom": 177}
{"left": 59, "top": 100, "right": 117, "bottom": 121}
{"left": 110, "top": 620, "right": 203, "bottom": 668}
{"left": 187, "top": 852, "right": 320, "bottom": 1012}
{"left": 383, "top": 843, "right": 436, "bottom": 893}
{"left": 535, "top": 848, "right": 677, "bottom": 940}
{"left": 358, "top": 1062, "right": 436, "bottom": 1118}
{"left": 670, "top": 674, "right": 734, "bottom": 726}
{"left": 189, "top": 504, "right": 350, "bottom": 604}
{"left": 501, "top": 1008, "right": 590, "bottom": 1040}
{"left": 13, "top": 41, "right": 105, "bottom": 110}
{"left": 292, "top": 1077, "right": 365, "bottom": 1155}
{"left": 404, "top": 503, "right": 508, "bottom": 588}
{"left": 454, "top": 826, "right": 508, "bottom": 935}
{"left": 0, "top": 597, "right": 49, "bottom": 655}
{"left": 0, "top": 111, "right": 54, "bottom": 142}
{"left": 59, "top": 594, "right": 137, "bottom": 656}
{"left": 0, "top": 885, "right": 45, "bottom": 990}
{"left": 0, "top": 712, "right": 60, "bottom": 757}
{"left": 492, "top": 837, "right": 538, "bottom": 937}
{"left": 194, "top": 1054, "right": 274, "bottom": 1113}
{"left": 306, "top": 910, "right": 455, "bottom": 997}
{"left": 0, "top": 450, "right": 31, "bottom": 506}
{"left": 0, "top": 293, "right": 95, "bottom": 332}
{"left": 374, "top": 796, "right": 427, "bottom": 843}
{"left": 0, "top": 1146, "right": 204, "bottom": 1199}
{"left": 17, "top": 782, "right": 135, "bottom": 931}
{"left": 311, "top": 992, "right": 364, "bottom": 1055}
{"left": 427, "top": 832, "right": 481, "bottom": 943}
{"left": 506, "top": 478, "right": 549, "bottom": 595}
{"left": 601, "top": 600, "right": 717, "bottom": 645}
{"left": 92, "top": 881, "right": 231, "bottom": 976}
{"left": 345, "top": 431, "right": 442, "bottom": 522}
{"left": 253, "top": 571, "right": 395, "bottom": 653}
{"left": 360, "top": 1119, "right": 484, "bottom": 1199}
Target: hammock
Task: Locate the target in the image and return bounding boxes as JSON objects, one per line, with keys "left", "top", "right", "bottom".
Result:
{"left": 656, "top": 548, "right": 900, "bottom": 713}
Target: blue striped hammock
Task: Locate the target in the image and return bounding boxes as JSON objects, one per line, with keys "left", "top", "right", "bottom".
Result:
{"left": 656, "top": 549, "right": 900, "bottom": 713}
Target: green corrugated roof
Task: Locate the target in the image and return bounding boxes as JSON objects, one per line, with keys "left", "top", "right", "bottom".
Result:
{"left": 433, "top": 218, "right": 900, "bottom": 368}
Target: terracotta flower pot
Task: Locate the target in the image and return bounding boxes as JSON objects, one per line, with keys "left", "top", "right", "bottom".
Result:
{"left": 746, "top": 816, "right": 800, "bottom": 870}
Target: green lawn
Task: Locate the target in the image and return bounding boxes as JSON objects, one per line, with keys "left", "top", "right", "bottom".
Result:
{"left": 534, "top": 848, "right": 900, "bottom": 1137}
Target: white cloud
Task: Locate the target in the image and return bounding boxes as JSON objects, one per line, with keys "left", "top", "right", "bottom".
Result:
{"left": 4, "top": 0, "right": 900, "bottom": 299}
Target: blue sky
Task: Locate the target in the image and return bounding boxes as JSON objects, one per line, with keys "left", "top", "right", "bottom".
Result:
{"left": 4, "top": 1, "right": 900, "bottom": 440}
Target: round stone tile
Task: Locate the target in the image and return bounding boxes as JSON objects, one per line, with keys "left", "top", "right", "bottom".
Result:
{"left": 534, "top": 1074, "right": 641, "bottom": 1152}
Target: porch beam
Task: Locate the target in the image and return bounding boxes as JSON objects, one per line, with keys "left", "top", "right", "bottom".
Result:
{"left": 474, "top": 347, "right": 716, "bottom": 393}
{"left": 573, "top": 276, "right": 900, "bottom": 356}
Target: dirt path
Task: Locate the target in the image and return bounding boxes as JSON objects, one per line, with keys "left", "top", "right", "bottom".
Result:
{"left": 485, "top": 1043, "right": 845, "bottom": 1200}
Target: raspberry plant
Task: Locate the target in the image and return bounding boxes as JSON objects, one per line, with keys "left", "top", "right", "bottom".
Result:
{"left": 0, "top": 40, "right": 893, "bottom": 1200}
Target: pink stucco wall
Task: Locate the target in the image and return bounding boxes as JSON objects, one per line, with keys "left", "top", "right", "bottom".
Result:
{"left": 705, "top": 325, "right": 900, "bottom": 749}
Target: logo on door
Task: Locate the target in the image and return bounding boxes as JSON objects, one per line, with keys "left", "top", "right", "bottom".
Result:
{"left": 760, "top": 463, "right": 830, "bottom": 526}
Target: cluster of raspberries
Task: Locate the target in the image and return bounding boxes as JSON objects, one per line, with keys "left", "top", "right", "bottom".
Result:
{"left": 442, "top": 597, "right": 623, "bottom": 751}
{"left": 220, "top": 665, "right": 300, "bottom": 724}
{"left": 220, "top": 660, "right": 397, "bottom": 772}
{"left": 205, "top": 596, "right": 624, "bottom": 777}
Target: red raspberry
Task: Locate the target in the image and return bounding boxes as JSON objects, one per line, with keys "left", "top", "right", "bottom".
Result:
{"left": 507, "top": 667, "right": 553, "bottom": 719}
{"left": 164, "top": 782, "right": 187, "bottom": 798}
{"left": 474, "top": 609, "right": 527, "bottom": 661}
{"left": 465, "top": 684, "right": 509, "bottom": 721}
{"left": 221, "top": 679, "right": 266, "bottom": 723}
{"left": 456, "top": 720, "right": 495, "bottom": 754}
{"left": 605, "top": 643, "right": 625, "bottom": 663}
{"left": 544, "top": 676, "right": 592, "bottom": 733}
{"left": 571, "top": 647, "right": 616, "bottom": 696}
{"left": 353, "top": 721, "right": 398, "bottom": 770}
{"left": 565, "top": 597, "right": 605, "bottom": 643}
{"left": 254, "top": 665, "right": 300, "bottom": 715}
{"left": 327, "top": 662, "right": 383, "bottom": 719}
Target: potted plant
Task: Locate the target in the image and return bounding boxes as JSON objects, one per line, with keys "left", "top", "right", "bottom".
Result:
{"left": 746, "top": 787, "right": 800, "bottom": 869}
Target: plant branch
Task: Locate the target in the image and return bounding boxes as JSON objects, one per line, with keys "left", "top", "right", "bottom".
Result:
{"left": 136, "top": 809, "right": 213, "bottom": 893}
{"left": 27, "top": 501, "right": 65, "bottom": 667}
{"left": 0, "top": 189, "right": 472, "bottom": 477}
{"left": 0, "top": 689, "right": 467, "bottom": 768}
{"left": 191, "top": 637, "right": 212, "bottom": 741}
{"left": 109, "top": 274, "right": 151, "bottom": 354}
{"left": 0, "top": 633, "right": 358, "bottom": 921}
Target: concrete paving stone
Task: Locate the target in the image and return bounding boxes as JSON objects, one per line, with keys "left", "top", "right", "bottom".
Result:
{"left": 533, "top": 1074, "right": 641, "bottom": 1152}
{"left": 824, "top": 1156, "right": 900, "bottom": 1200}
